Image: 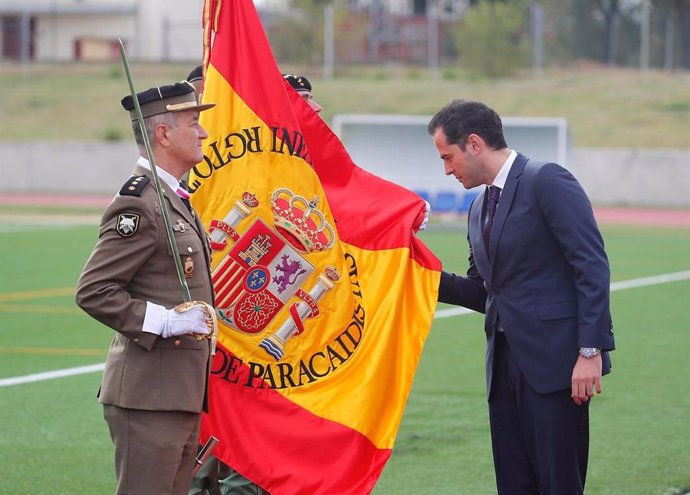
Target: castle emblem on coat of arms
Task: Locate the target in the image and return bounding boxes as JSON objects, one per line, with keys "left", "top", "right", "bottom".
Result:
{"left": 208, "top": 188, "right": 339, "bottom": 360}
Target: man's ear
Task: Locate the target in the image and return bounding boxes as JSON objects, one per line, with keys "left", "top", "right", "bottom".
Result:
{"left": 466, "top": 133, "right": 483, "bottom": 153}
{"left": 154, "top": 122, "right": 171, "bottom": 147}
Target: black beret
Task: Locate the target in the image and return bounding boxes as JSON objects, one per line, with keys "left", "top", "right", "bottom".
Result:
{"left": 120, "top": 81, "right": 214, "bottom": 121}
{"left": 187, "top": 65, "right": 203, "bottom": 83}
{"left": 186, "top": 65, "right": 204, "bottom": 99}
{"left": 283, "top": 74, "right": 312, "bottom": 93}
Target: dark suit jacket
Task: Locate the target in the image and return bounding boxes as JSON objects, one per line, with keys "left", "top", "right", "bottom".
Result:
{"left": 439, "top": 154, "right": 615, "bottom": 396}
{"left": 76, "top": 164, "right": 214, "bottom": 412}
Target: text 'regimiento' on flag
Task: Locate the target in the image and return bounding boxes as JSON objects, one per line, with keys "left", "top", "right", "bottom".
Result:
{"left": 189, "top": 0, "right": 441, "bottom": 493}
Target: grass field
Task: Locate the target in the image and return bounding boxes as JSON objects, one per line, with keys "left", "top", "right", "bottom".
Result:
{"left": 1, "top": 216, "right": 689, "bottom": 494}
{"left": 1, "top": 62, "right": 689, "bottom": 148}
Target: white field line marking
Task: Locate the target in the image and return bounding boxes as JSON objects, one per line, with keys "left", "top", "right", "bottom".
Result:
{"left": 0, "top": 225, "right": 75, "bottom": 233}
{"left": 0, "top": 363, "right": 105, "bottom": 387}
{"left": 609, "top": 270, "right": 690, "bottom": 291}
{"left": 432, "top": 270, "right": 690, "bottom": 319}
{"left": 1, "top": 270, "right": 689, "bottom": 388}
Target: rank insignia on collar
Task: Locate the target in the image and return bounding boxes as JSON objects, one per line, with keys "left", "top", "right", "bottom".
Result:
{"left": 116, "top": 213, "right": 140, "bottom": 237}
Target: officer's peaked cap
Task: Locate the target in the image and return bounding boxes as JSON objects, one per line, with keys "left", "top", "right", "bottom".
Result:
{"left": 121, "top": 81, "right": 215, "bottom": 121}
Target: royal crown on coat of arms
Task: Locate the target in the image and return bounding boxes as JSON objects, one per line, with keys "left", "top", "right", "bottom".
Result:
{"left": 270, "top": 188, "right": 335, "bottom": 254}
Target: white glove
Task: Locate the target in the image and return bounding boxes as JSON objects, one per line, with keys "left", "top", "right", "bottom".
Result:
{"left": 143, "top": 302, "right": 210, "bottom": 338}
{"left": 162, "top": 307, "right": 210, "bottom": 338}
{"left": 418, "top": 200, "right": 431, "bottom": 231}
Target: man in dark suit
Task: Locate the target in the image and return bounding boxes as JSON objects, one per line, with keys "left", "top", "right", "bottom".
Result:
{"left": 76, "top": 81, "right": 216, "bottom": 494}
{"left": 428, "top": 99, "right": 615, "bottom": 494}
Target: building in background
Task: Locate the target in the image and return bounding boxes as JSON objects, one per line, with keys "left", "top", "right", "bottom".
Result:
{"left": 0, "top": 0, "right": 471, "bottom": 64}
{"left": 0, "top": 0, "right": 204, "bottom": 62}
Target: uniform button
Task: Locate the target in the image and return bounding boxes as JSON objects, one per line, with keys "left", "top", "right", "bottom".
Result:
{"left": 133, "top": 338, "right": 139, "bottom": 343}
{"left": 187, "top": 246, "right": 193, "bottom": 253}
{"left": 174, "top": 339, "right": 181, "bottom": 346}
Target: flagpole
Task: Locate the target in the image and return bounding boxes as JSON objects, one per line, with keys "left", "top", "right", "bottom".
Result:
{"left": 117, "top": 39, "right": 192, "bottom": 302}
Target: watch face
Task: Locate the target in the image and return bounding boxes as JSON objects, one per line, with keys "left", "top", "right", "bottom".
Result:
{"left": 580, "top": 348, "right": 599, "bottom": 358}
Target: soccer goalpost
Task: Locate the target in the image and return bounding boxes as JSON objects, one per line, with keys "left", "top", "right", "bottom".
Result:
{"left": 332, "top": 114, "right": 569, "bottom": 213}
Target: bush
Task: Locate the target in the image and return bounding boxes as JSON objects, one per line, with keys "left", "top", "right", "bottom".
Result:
{"left": 101, "top": 126, "right": 126, "bottom": 141}
{"left": 452, "top": 1, "right": 530, "bottom": 78}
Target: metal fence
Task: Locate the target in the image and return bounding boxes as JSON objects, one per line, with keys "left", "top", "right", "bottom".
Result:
{"left": 262, "top": 1, "right": 689, "bottom": 75}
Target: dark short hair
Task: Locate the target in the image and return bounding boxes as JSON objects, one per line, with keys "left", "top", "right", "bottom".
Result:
{"left": 427, "top": 99, "right": 507, "bottom": 151}
{"left": 131, "top": 112, "right": 179, "bottom": 149}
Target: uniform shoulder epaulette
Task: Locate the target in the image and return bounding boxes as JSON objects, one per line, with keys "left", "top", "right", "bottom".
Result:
{"left": 119, "top": 175, "right": 151, "bottom": 197}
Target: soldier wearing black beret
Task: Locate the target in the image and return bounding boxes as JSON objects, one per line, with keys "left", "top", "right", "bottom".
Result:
{"left": 187, "top": 65, "right": 204, "bottom": 101}
{"left": 76, "top": 81, "right": 217, "bottom": 495}
{"left": 283, "top": 73, "right": 322, "bottom": 114}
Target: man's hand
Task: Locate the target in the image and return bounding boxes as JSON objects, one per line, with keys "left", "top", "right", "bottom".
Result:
{"left": 162, "top": 306, "right": 210, "bottom": 338}
{"left": 417, "top": 200, "right": 431, "bottom": 232}
{"left": 571, "top": 355, "right": 603, "bottom": 405}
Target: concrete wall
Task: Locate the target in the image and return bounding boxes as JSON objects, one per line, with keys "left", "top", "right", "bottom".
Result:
{"left": 0, "top": 0, "right": 205, "bottom": 62}
{"left": 1, "top": 141, "right": 688, "bottom": 208}
{"left": 134, "top": 0, "right": 204, "bottom": 61}
{"left": 572, "top": 147, "right": 690, "bottom": 208}
{"left": 35, "top": 14, "right": 135, "bottom": 62}
{"left": 0, "top": 141, "right": 137, "bottom": 194}
{"left": 333, "top": 115, "right": 689, "bottom": 209}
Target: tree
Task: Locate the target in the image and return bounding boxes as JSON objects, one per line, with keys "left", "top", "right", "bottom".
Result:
{"left": 453, "top": 0, "right": 530, "bottom": 77}
{"left": 653, "top": 0, "right": 690, "bottom": 69}
{"left": 595, "top": 0, "right": 621, "bottom": 63}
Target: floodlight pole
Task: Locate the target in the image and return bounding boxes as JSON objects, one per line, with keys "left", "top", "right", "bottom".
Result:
{"left": 427, "top": 0, "right": 439, "bottom": 78}
{"left": 118, "top": 39, "right": 192, "bottom": 302}
{"left": 323, "top": 3, "right": 334, "bottom": 79}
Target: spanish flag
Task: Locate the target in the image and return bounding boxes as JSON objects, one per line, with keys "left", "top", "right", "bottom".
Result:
{"left": 190, "top": 1, "right": 441, "bottom": 493}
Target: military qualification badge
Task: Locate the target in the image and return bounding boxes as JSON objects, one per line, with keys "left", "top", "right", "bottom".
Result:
{"left": 184, "top": 255, "right": 194, "bottom": 278}
{"left": 116, "top": 213, "right": 140, "bottom": 237}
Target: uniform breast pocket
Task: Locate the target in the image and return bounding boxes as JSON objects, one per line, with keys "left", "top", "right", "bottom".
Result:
{"left": 166, "top": 230, "right": 207, "bottom": 290}
{"left": 153, "top": 335, "right": 205, "bottom": 350}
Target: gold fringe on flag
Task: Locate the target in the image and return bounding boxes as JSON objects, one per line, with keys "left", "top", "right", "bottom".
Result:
{"left": 202, "top": 0, "right": 222, "bottom": 81}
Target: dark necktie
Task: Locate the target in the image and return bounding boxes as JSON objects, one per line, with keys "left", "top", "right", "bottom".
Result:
{"left": 482, "top": 185, "right": 501, "bottom": 254}
{"left": 177, "top": 182, "right": 192, "bottom": 213}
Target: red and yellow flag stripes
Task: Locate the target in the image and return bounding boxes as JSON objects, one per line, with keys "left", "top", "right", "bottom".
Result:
{"left": 190, "top": 1, "right": 440, "bottom": 493}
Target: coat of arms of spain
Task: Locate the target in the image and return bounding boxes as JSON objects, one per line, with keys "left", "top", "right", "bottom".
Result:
{"left": 208, "top": 188, "right": 339, "bottom": 361}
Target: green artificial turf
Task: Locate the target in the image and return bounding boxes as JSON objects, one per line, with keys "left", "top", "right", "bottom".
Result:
{"left": 1, "top": 221, "right": 688, "bottom": 494}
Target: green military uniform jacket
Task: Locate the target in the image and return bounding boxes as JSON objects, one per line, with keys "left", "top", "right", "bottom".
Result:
{"left": 76, "top": 163, "right": 214, "bottom": 412}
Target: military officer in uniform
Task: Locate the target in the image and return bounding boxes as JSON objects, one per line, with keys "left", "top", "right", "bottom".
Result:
{"left": 76, "top": 81, "right": 216, "bottom": 495}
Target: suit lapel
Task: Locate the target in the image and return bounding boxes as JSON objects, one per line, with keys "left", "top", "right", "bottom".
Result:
{"left": 469, "top": 188, "right": 491, "bottom": 279}
{"left": 488, "top": 153, "right": 528, "bottom": 274}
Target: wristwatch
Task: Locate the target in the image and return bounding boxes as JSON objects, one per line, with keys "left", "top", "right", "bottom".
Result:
{"left": 579, "top": 347, "right": 601, "bottom": 359}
